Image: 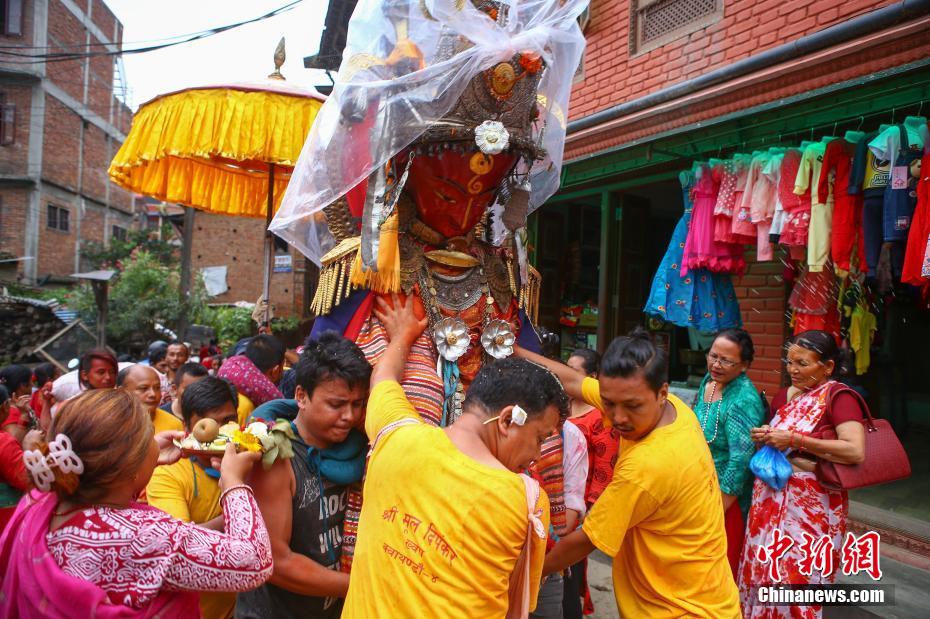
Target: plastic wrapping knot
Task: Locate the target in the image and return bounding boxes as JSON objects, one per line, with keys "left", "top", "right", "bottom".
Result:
{"left": 749, "top": 445, "right": 793, "bottom": 490}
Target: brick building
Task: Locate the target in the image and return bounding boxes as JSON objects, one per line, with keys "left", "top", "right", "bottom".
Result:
{"left": 188, "top": 211, "right": 315, "bottom": 318}
{"left": 536, "top": 0, "right": 930, "bottom": 555}
{"left": 0, "top": 0, "right": 134, "bottom": 285}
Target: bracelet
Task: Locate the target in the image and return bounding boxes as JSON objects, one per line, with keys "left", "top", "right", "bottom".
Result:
{"left": 220, "top": 484, "right": 253, "bottom": 502}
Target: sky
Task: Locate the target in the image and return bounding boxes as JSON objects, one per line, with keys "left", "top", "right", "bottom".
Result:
{"left": 105, "top": 0, "right": 330, "bottom": 109}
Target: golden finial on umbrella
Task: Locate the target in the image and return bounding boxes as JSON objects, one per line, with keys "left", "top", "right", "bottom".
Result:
{"left": 268, "top": 37, "right": 286, "bottom": 80}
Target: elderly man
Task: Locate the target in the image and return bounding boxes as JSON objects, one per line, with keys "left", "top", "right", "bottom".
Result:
{"left": 117, "top": 364, "right": 184, "bottom": 435}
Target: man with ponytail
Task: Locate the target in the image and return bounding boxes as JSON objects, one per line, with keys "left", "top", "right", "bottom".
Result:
{"left": 515, "top": 328, "right": 740, "bottom": 619}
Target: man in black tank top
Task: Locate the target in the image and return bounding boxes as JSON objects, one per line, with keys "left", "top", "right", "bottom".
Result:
{"left": 236, "top": 333, "right": 372, "bottom": 619}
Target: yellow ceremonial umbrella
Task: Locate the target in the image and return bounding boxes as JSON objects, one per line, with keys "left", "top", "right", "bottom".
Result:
{"left": 108, "top": 40, "right": 324, "bottom": 324}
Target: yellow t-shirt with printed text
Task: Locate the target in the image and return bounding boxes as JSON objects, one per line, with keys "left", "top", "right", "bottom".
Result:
{"left": 342, "top": 381, "right": 549, "bottom": 619}
{"left": 580, "top": 377, "right": 740, "bottom": 618}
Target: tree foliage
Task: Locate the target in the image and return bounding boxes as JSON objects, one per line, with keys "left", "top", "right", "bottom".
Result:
{"left": 80, "top": 226, "right": 178, "bottom": 270}
{"left": 70, "top": 251, "right": 207, "bottom": 353}
{"left": 202, "top": 305, "right": 254, "bottom": 349}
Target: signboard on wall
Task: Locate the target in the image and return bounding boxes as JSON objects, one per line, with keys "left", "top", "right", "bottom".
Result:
{"left": 273, "top": 255, "right": 293, "bottom": 273}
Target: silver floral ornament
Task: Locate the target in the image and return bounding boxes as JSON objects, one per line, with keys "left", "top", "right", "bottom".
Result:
{"left": 474, "top": 120, "right": 510, "bottom": 155}
{"left": 433, "top": 317, "right": 470, "bottom": 362}
{"left": 481, "top": 319, "right": 516, "bottom": 359}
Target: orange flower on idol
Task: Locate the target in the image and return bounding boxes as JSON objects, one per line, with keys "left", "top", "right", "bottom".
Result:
{"left": 520, "top": 52, "right": 542, "bottom": 74}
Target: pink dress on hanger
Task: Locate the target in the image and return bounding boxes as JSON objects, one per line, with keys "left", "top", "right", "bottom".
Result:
{"left": 779, "top": 148, "right": 812, "bottom": 258}
{"left": 683, "top": 163, "right": 746, "bottom": 275}
{"left": 730, "top": 156, "right": 755, "bottom": 244}
{"left": 743, "top": 152, "right": 776, "bottom": 261}
{"left": 713, "top": 160, "right": 740, "bottom": 244}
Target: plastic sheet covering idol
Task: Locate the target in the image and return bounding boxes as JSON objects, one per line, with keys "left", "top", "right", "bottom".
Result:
{"left": 270, "top": 0, "right": 588, "bottom": 264}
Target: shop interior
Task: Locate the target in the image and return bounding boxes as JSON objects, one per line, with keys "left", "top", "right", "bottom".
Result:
{"left": 532, "top": 69, "right": 930, "bottom": 538}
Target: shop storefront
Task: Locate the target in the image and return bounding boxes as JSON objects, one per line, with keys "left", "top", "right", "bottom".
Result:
{"left": 533, "top": 58, "right": 930, "bottom": 546}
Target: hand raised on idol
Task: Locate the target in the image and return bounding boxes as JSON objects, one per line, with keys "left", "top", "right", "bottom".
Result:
{"left": 374, "top": 293, "right": 428, "bottom": 348}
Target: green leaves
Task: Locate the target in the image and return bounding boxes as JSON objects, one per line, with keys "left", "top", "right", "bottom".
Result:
{"left": 258, "top": 419, "right": 297, "bottom": 470}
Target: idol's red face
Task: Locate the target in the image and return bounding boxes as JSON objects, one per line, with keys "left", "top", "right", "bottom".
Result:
{"left": 406, "top": 149, "right": 516, "bottom": 239}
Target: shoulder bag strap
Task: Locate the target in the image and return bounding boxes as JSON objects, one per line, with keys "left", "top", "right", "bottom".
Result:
{"left": 506, "top": 474, "right": 542, "bottom": 619}
{"left": 827, "top": 383, "right": 875, "bottom": 431}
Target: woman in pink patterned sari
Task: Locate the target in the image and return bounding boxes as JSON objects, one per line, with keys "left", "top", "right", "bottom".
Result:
{"left": 0, "top": 389, "right": 272, "bottom": 618}
{"left": 738, "top": 331, "right": 866, "bottom": 619}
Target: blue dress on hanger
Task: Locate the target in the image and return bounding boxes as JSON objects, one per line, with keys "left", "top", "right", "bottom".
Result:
{"left": 644, "top": 170, "right": 743, "bottom": 331}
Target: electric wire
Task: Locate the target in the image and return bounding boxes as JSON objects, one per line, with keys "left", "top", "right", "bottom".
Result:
{"left": 0, "top": 0, "right": 302, "bottom": 64}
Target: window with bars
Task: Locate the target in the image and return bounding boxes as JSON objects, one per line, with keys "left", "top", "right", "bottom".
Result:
{"left": 47, "top": 205, "right": 70, "bottom": 232}
{"left": 630, "top": 0, "right": 723, "bottom": 55}
{"left": 112, "top": 225, "right": 128, "bottom": 241}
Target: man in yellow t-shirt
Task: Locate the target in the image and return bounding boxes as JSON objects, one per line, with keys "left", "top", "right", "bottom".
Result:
{"left": 516, "top": 329, "right": 741, "bottom": 619}
{"left": 342, "top": 295, "right": 566, "bottom": 619}
{"left": 118, "top": 364, "right": 184, "bottom": 434}
{"left": 147, "top": 376, "right": 240, "bottom": 619}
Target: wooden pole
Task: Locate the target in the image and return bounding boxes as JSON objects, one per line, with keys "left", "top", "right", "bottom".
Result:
{"left": 92, "top": 280, "right": 108, "bottom": 348}
{"left": 262, "top": 164, "right": 276, "bottom": 326}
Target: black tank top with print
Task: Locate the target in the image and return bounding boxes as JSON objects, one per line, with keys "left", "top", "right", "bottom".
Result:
{"left": 235, "top": 442, "right": 348, "bottom": 619}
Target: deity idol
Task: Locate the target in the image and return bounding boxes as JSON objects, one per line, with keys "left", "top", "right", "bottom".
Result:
{"left": 271, "top": 0, "right": 588, "bottom": 568}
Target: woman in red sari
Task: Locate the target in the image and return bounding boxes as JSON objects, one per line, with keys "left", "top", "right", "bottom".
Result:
{"left": 738, "top": 331, "right": 867, "bottom": 619}
{"left": 0, "top": 389, "right": 273, "bottom": 618}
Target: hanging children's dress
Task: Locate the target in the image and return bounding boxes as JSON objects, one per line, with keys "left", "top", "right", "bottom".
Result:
{"left": 763, "top": 150, "right": 787, "bottom": 243}
{"left": 742, "top": 152, "right": 776, "bottom": 261}
{"left": 778, "top": 148, "right": 810, "bottom": 259}
{"left": 683, "top": 162, "right": 746, "bottom": 274}
{"left": 902, "top": 152, "right": 930, "bottom": 286}
{"left": 730, "top": 155, "right": 756, "bottom": 245}
{"left": 789, "top": 261, "right": 841, "bottom": 340}
{"left": 644, "top": 170, "right": 742, "bottom": 331}
{"left": 818, "top": 138, "right": 865, "bottom": 275}
{"left": 713, "top": 159, "right": 740, "bottom": 244}
{"left": 882, "top": 125, "right": 923, "bottom": 277}
{"left": 794, "top": 140, "right": 834, "bottom": 272}
{"left": 850, "top": 130, "right": 891, "bottom": 277}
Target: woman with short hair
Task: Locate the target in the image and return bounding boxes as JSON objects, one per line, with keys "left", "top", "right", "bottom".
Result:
{"left": 693, "top": 328, "right": 766, "bottom": 577}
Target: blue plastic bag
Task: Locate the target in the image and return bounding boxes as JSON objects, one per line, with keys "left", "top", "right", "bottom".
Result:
{"left": 749, "top": 445, "right": 793, "bottom": 490}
